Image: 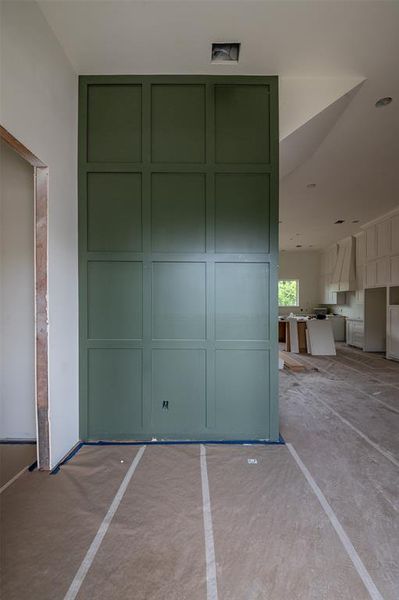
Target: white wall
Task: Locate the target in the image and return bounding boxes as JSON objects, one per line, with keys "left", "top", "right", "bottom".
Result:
{"left": 278, "top": 251, "right": 321, "bottom": 315}
{"left": 0, "top": 141, "right": 36, "bottom": 439}
{"left": 0, "top": 1, "right": 78, "bottom": 467}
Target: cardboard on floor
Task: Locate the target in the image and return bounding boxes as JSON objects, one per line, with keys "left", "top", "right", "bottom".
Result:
{"left": 1, "top": 347, "right": 398, "bottom": 599}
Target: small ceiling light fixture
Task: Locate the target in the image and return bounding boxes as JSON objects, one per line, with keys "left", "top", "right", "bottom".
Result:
{"left": 352, "top": 219, "right": 360, "bottom": 223}
{"left": 307, "top": 183, "right": 316, "bottom": 188}
{"left": 375, "top": 96, "right": 392, "bottom": 108}
{"left": 211, "top": 43, "right": 240, "bottom": 63}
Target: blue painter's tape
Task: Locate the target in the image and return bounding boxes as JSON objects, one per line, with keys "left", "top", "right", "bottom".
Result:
{"left": 83, "top": 436, "right": 285, "bottom": 447}
{"left": 50, "top": 435, "right": 285, "bottom": 473}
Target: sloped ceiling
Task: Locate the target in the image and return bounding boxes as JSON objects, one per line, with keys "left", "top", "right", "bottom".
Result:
{"left": 38, "top": 0, "right": 399, "bottom": 250}
{"left": 280, "top": 81, "right": 364, "bottom": 179}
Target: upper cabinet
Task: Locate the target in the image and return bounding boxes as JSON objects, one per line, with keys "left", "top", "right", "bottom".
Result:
{"left": 362, "top": 209, "right": 399, "bottom": 288}
{"left": 377, "top": 220, "right": 391, "bottom": 258}
{"left": 366, "top": 226, "right": 377, "bottom": 261}
{"left": 391, "top": 214, "right": 399, "bottom": 256}
{"left": 355, "top": 231, "right": 366, "bottom": 290}
{"left": 321, "top": 208, "right": 399, "bottom": 301}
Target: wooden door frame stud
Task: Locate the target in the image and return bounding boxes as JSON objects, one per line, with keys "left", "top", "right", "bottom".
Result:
{"left": 1, "top": 125, "right": 50, "bottom": 470}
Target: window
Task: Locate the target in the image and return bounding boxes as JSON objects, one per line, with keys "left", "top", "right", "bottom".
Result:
{"left": 278, "top": 279, "right": 299, "bottom": 307}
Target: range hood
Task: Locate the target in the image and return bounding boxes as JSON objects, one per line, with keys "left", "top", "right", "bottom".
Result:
{"left": 331, "top": 236, "right": 356, "bottom": 292}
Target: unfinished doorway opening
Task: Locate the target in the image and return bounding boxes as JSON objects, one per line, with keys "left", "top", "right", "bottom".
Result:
{"left": 0, "top": 126, "right": 50, "bottom": 470}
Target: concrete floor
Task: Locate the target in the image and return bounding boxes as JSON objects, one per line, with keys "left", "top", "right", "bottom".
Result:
{"left": 1, "top": 345, "right": 398, "bottom": 599}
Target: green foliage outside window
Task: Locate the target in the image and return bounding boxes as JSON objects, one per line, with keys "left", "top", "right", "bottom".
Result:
{"left": 278, "top": 280, "right": 299, "bottom": 306}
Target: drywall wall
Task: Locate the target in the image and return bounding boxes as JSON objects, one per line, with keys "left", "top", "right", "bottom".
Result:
{"left": 0, "top": 1, "right": 78, "bottom": 466}
{"left": 0, "top": 141, "right": 36, "bottom": 439}
{"left": 278, "top": 251, "right": 321, "bottom": 315}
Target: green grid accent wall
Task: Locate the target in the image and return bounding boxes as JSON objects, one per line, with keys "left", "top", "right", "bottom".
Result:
{"left": 79, "top": 76, "right": 279, "bottom": 441}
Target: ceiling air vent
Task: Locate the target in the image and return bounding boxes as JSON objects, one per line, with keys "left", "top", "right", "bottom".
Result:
{"left": 211, "top": 43, "right": 240, "bottom": 63}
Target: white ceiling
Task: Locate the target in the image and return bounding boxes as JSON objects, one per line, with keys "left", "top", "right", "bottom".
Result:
{"left": 38, "top": 0, "right": 399, "bottom": 250}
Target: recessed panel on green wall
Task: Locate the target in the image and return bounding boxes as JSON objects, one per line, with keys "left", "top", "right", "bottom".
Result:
{"left": 88, "top": 349, "right": 143, "bottom": 438}
{"left": 88, "top": 173, "right": 142, "bottom": 252}
{"left": 80, "top": 75, "right": 279, "bottom": 442}
{"left": 152, "top": 262, "right": 206, "bottom": 340}
{"left": 151, "top": 173, "right": 206, "bottom": 253}
{"left": 215, "top": 350, "right": 270, "bottom": 436}
{"left": 215, "top": 173, "right": 270, "bottom": 253}
{"left": 88, "top": 261, "right": 143, "bottom": 340}
{"left": 215, "top": 84, "right": 270, "bottom": 164}
{"left": 151, "top": 349, "right": 206, "bottom": 434}
{"left": 87, "top": 84, "right": 142, "bottom": 163}
{"left": 215, "top": 263, "right": 269, "bottom": 341}
{"left": 151, "top": 84, "right": 206, "bottom": 163}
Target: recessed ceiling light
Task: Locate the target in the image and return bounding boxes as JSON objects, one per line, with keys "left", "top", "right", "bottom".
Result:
{"left": 375, "top": 96, "right": 392, "bottom": 108}
{"left": 211, "top": 43, "right": 240, "bottom": 63}
{"left": 352, "top": 219, "right": 360, "bottom": 223}
{"left": 334, "top": 219, "right": 345, "bottom": 224}
{"left": 307, "top": 183, "right": 316, "bottom": 188}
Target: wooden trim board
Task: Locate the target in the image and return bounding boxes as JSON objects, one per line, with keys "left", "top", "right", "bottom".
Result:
{"left": 279, "top": 351, "right": 307, "bottom": 372}
{"left": 0, "top": 125, "right": 50, "bottom": 470}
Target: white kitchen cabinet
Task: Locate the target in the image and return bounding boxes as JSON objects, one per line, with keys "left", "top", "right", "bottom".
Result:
{"left": 377, "top": 220, "right": 391, "bottom": 258}
{"left": 387, "top": 306, "right": 399, "bottom": 360}
{"left": 391, "top": 214, "right": 399, "bottom": 256}
{"left": 355, "top": 289, "right": 364, "bottom": 304}
{"left": 366, "top": 226, "right": 377, "bottom": 261}
{"left": 366, "top": 261, "right": 377, "bottom": 288}
{"left": 356, "top": 231, "right": 366, "bottom": 266}
{"left": 390, "top": 255, "right": 399, "bottom": 285}
{"left": 376, "top": 257, "right": 389, "bottom": 286}
{"left": 365, "top": 258, "right": 388, "bottom": 288}
{"left": 356, "top": 263, "right": 365, "bottom": 290}
{"left": 346, "top": 319, "right": 364, "bottom": 349}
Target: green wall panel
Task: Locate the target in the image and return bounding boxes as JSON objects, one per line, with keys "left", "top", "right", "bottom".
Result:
{"left": 87, "top": 84, "right": 142, "bottom": 163}
{"left": 215, "top": 263, "right": 269, "bottom": 341}
{"left": 151, "top": 173, "right": 206, "bottom": 253}
{"left": 215, "top": 174, "right": 270, "bottom": 253}
{"left": 88, "top": 349, "right": 143, "bottom": 437}
{"left": 151, "top": 84, "right": 206, "bottom": 163}
{"left": 88, "top": 173, "right": 142, "bottom": 252}
{"left": 79, "top": 75, "right": 279, "bottom": 441}
{"left": 151, "top": 349, "right": 206, "bottom": 433}
{"left": 88, "top": 261, "right": 143, "bottom": 340}
{"left": 152, "top": 262, "right": 206, "bottom": 340}
{"left": 215, "top": 350, "right": 270, "bottom": 435}
{"left": 215, "top": 84, "right": 270, "bottom": 164}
